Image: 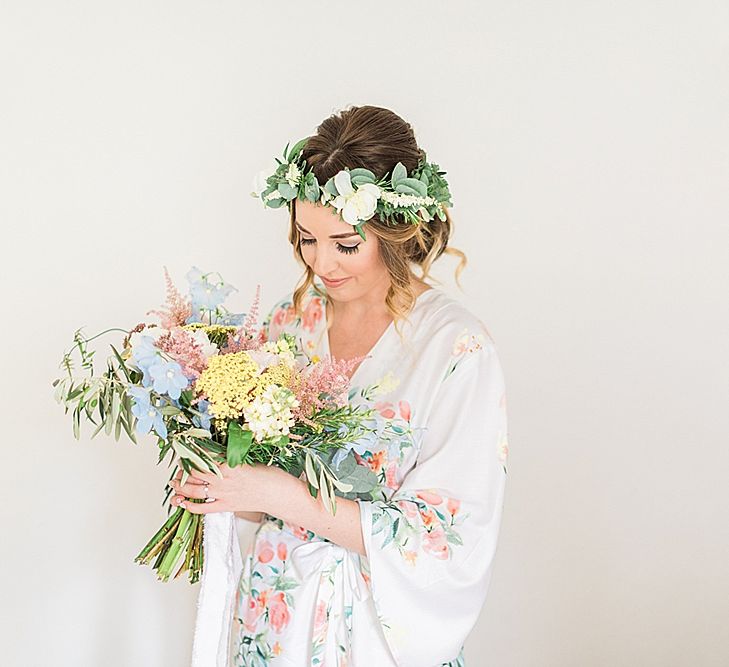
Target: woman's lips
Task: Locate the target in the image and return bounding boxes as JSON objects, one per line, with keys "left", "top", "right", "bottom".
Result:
{"left": 321, "top": 276, "right": 350, "bottom": 288}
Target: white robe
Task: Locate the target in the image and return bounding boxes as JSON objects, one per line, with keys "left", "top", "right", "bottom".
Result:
{"left": 227, "top": 285, "right": 509, "bottom": 667}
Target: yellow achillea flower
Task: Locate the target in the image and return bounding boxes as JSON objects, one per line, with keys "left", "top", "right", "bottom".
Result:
{"left": 196, "top": 351, "right": 294, "bottom": 420}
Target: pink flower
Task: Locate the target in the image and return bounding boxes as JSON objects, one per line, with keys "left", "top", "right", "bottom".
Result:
{"left": 385, "top": 462, "right": 398, "bottom": 488}
{"left": 155, "top": 328, "right": 208, "bottom": 379}
{"left": 398, "top": 400, "right": 411, "bottom": 421}
{"left": 267, "top": 591, "right": 291, "bottom": 633}
{"left": 147, "top": 267, "right": 192, "bottom": 329}
{"left": 375, "top": 401, "right": 396, "bottom": 419}
{"left": 313, "top": 600, "right": 328, "bottom": 632}
{"left": 423, "top": 526, "right": 449, "bottom": 560}
{"left": 277, "top": 542, "right": 287, "bottom": 561}
{"left": 243, "top": 593, "right": 266, "bottom": 632}
{"left": 416, "top": 490, "right": 443, "bottom": 505}
{"left": 397, "top": 500, "right": 418, "bottom": 519}
{"left": 367, "top": 450, "right": 386, "bottom": 473}
{"left": 272, "top": 304, "right": 296, "bottom": 329}
{"left": 302, "top": 297, "right": 323, "bottom": 333}
{"left": 256, "top": 540, "right": 274, "bottom": 563}
{"left": 447, "top": 497, "right": 461, "bottom": 516}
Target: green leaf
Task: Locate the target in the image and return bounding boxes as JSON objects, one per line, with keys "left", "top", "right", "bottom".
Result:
{"left": 304, "top": 453, "right": 319, "bottom": 489}
{"left": 288, "top": 137, "right": 308, "bottom": 160}
{"left": 354, "top": 224, "right": 366, "bottom": 241}
{"left": 227, "top": 422, "right": 253, "bottom": 467}
{"left": 391, "top": 162, "right": 407, "bottom": 186}
{"left": 349, "top": 168, "right": 376, "bottom": 186}
{"left": 304, "top": 177, "right": 320, "bottom": 202}
{"left": 277, "top": 182, "right": 298, "bottom": 200}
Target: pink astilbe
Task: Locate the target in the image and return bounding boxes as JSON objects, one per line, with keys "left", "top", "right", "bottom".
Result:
{"left": 156, "top": 328, "right": 208, "bottom": 380}
{"left": 241, "top": 285, "right": 261, "bottom": 340}
{"left": 147, "top": 267, "right": 192, "bottom": 329}
{"left": 293, "top": 355, "right": 364, "bottom": 420}
{"left": 221, "top": 285, "right": 264, "bottom": 354}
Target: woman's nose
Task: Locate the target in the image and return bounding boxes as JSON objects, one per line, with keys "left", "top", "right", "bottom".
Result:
{"left": 312, "top": 247, "right": 339, "bottom": 277}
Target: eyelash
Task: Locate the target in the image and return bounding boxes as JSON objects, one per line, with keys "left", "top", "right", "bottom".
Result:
{"left": 299, "top": 238, "right": 360, "bottom": 255}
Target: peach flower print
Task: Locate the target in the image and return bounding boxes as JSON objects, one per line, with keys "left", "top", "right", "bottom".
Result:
{"left": 272, "top": 304, "right": 296, "bottom": 330}
{"left": 385, "top": 461, "right": 398, "bottom": 488}
{"left": 397, "top": 499, "right": 418, "bottom": 519}
{"left": 374, "top": 401, "right": 396, "bottom": 419}
{"left": 272, "top": 642, "right": 283, "bottom": 656}
{"left": 419, "top": 508, "right": 437, "bottom": 528}
{"left": 243, "top": 590, "right": 267, "bottom": 632}
{"left": 398, "top": 400, "right": 411, "bottom": 421}
{"left": 423, "top": 526, "right": 449, "bottom": 560}
{"left": 368, "top": 450, "right": 386, "bottom": 473}
{"left": 313, "top": 600, "right": 328, "bottom": 633}
{"left": 277, "top": 541, "right": 288, "bottom": 561}
{"left": 256, "top": 540, "right": 274, "bottom": 564}
{"left": 267, "top": 591, "right": 291, "bottom": 633}
{"left": 302, "top": 297, "right": 323, "bottom": 333}
{"left": 447, "top": 497, "right": 461, "bottom": 516}
{"left": 403, "top": 550, "right": 418, "bottom": 566}
{"left": 416, "top": 490, "right": 444, "bottom": 505}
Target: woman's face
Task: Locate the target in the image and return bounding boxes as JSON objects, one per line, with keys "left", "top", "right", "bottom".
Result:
{"left": 294, "top": 200, "right": 390, "bottom": 301}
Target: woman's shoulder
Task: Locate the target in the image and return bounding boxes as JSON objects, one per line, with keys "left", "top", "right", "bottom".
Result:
{"left": 415, "top": 288, "right": 498, "bottom": 350}
{"left": 262, "top": 285, "right": 325, "bottom": 341}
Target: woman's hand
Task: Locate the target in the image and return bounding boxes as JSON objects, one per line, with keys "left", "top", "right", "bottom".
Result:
{"left": 168, "top": 462, "right": 285, "bottom": 515}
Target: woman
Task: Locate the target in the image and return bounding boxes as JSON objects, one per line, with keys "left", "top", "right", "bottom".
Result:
{"left": 169, "top": 105, "right": 509, "bottom": 666}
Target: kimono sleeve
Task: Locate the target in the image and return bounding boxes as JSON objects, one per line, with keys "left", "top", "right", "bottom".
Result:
{"left": 355, "top": 341, "right": 509, "bottom": 666}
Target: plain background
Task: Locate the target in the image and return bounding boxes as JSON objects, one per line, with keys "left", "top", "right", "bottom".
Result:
{"left": 2, "top": 1, "right": 728, "bottom": 665}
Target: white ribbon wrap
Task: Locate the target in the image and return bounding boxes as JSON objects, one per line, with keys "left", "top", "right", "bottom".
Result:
{"left": 191, "top": 511, "right": 243, "bottom": 667}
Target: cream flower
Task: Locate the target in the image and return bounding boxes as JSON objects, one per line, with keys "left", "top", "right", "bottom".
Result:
{"left": 371, "top": 371, "right": 400, "bottom": 396}
{"left": 285, "top": 162, "right": 301, "bottom": 187}
{"left": 331, "top": 170, "right": 381, "bottom": 226}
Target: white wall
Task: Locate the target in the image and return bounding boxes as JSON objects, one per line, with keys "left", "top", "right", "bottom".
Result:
{"left": 2, "top": 1, "right": 727, "bottom": 665}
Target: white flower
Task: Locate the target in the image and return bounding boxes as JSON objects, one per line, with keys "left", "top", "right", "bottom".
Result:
{"left": 379, "top": 191, "right": 435, "bottom": 209}
{"left": 265, "top": 189, "right": 282, "bottom": 202}
{"left": 188, "top": 328, "right": 218, "bottom": 359}
{"left": 243, "top": 385, "right": 300, "bottom": 443}
{"left": 285, "top": 162, "right": 301, "bottom": 187}
{"left": 331, "top": 170, "right": 381, "bottom": 225}
{"left": 261, "top": 339, "right": 297, "bottom": 367}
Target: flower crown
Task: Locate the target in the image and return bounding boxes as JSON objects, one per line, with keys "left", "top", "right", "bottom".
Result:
{"left": 251, "top": 137, "right": 453, "bottom": 240}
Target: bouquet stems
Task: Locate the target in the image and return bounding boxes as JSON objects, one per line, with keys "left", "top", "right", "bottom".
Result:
{"left": 135, "top": 503, "right": 205, "bottom": 583}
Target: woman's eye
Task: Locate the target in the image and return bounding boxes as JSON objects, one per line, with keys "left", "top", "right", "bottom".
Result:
{"left": 299, "top": 237, "right": 360, "bottom": 255}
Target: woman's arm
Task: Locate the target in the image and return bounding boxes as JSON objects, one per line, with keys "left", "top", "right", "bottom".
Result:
{"left": 263, "top": 468, "right": 366, "bottom": 556}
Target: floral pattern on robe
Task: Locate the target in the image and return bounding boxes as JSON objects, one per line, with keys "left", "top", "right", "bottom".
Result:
{"left": 230, "top": 285, "right": 508, "bottom": 667}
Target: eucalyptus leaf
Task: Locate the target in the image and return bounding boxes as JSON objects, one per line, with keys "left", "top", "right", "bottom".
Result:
{"left": 391, "top": 162, "right": 407, "bottom": 186}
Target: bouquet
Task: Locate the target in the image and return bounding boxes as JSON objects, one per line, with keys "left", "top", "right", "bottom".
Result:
{"left": 53, "top": 267, "right": 379, "bottom": 583}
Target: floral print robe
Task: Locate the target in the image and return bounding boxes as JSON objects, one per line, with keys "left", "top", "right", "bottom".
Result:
{"left": 230, "top": 286, "right": 508, "bottom": 667}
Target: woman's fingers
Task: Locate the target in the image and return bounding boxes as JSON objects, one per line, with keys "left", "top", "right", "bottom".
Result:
{"left": 169, "top": 479, "right": 210, "bottom": 500}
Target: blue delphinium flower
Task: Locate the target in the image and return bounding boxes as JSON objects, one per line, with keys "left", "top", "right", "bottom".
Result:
{"left": 192, "top": 399, "right": 212, "bottom": 431}
{"left": 131, "top": 335, "right": 160, "bottom": 387}
{"left": 147, "top": 359, "right": 189, "bottom": 400}
{"left": 186, "top": 266, "right": 236, "bottom": 311}
{"left": 217, "top": 311, "right": 246, "bottom": 326}
{"left": 128, "top": 386, "right": 167, "bottom": 440}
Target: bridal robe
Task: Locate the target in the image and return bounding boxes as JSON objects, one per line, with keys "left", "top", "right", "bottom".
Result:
{"left": 227, "top": 286, "right": 509, "bottom": 667}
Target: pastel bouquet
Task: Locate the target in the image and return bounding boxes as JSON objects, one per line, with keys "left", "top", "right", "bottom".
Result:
{"left": 53, "top": 267, "right": 379, "bottom": 583}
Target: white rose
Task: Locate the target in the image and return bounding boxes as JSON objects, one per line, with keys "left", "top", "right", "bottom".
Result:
{"left": 331, "top": 170, "right": 381, "bottom": 225}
